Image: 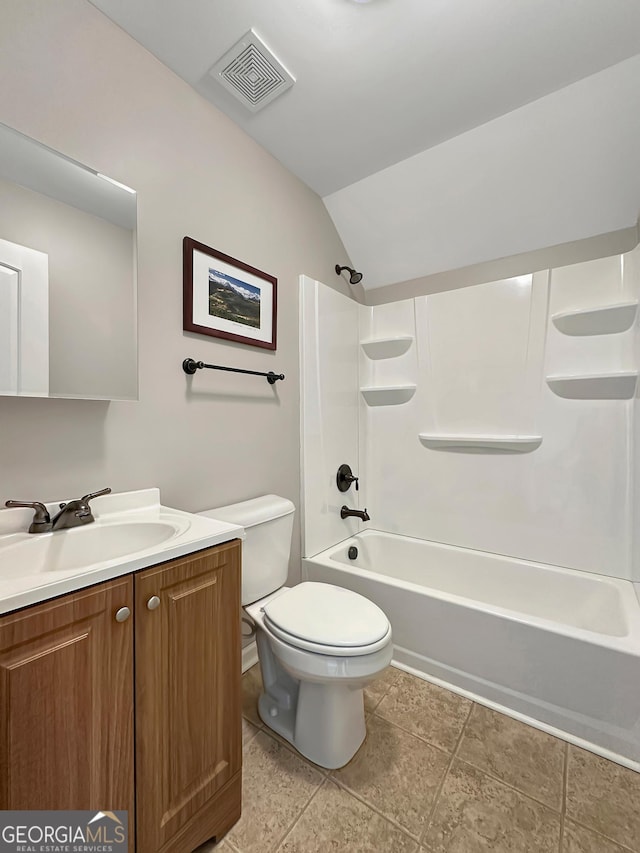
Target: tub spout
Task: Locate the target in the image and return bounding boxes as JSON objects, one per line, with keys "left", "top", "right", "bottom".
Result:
{"left": 340, "top": 506, "right": 370, "bottom": 522}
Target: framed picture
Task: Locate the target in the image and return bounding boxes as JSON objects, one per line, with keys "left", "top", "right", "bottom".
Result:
{"left": 183, "top": 237, "right": 277, "bottom": 350}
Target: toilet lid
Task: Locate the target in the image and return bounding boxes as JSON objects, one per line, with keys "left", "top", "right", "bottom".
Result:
{"left": 262, "top": 582, "right": 389, "bottom": 649}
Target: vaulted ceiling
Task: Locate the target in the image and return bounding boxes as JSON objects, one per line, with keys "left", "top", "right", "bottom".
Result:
{"left": 90, "top": 0, "right": 640, "bottom": 291}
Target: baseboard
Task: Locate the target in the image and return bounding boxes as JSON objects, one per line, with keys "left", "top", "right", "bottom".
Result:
{"left": 242, "top": 641, "right": 258, "bottom": 673}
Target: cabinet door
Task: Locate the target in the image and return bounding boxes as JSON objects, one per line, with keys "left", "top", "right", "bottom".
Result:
{"left": 0, "top": 577, "right": 134, "bottom": 828}
{"left": 135, "top": 540, "right": 242, "bottom": 853}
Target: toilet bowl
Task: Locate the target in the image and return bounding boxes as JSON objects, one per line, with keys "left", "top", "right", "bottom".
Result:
{"left": 246, "top": 583, "right": 392, "bottom": 768}
{"left": 200, "top": 495, "right": 393, "bottom": 769}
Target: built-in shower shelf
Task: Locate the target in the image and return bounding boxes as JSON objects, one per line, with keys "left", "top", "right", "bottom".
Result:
{"left": 360, "top": 385, "right": 416, "bottom": 406}
{"left": 552, "top": 302, "right": 638, "bottom": 336}
{"left": 360, "top": 336, "right": 413, "bottom": 359}
{"left": 546, "top": 372, "right": 638, "bottom": 399}
{"left": 418, "top": 434, "right": 542, "bottom": 452}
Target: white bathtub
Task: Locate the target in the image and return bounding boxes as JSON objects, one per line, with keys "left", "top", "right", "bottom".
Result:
{"left": 302, "top": 529, "right": 640, "bottom": 770}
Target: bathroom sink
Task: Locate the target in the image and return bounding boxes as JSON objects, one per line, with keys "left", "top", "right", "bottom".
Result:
{"left": 0, "top": 488, "right": 245, "bottom": 613}
{"left": 0, "top": 520, "right": 184, "bottom": 579}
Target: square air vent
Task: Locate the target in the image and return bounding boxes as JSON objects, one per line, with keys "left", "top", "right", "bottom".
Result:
{"left": 209, "top": 29, "right": 295, "bottom": 113}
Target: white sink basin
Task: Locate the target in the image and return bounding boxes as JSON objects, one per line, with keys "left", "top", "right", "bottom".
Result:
{"left": 0, "top": 488, "right": 245, "bottom": 613}
{"left": 0, "top": 521, "right": 184, "bottom": 579}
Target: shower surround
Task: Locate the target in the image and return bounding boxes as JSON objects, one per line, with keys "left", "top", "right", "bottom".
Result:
{"left": 299, "top": 247, "right": 640, "bottom": 769}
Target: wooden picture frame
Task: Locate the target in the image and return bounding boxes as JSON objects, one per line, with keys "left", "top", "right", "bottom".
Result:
{"left": 183, "top": 237, "right": 277, "bottom": 350}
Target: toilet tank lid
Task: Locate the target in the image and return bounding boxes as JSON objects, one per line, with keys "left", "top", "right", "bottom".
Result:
{"left": 198, "top": 494, "right": 295, "bottom": 528}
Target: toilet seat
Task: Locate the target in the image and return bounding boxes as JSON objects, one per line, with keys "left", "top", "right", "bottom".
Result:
{"left": 261, "top": 582, "right": 391, "bottom": 657}
{"left": 263, "top": 617, "right": 392, "bottom": 656}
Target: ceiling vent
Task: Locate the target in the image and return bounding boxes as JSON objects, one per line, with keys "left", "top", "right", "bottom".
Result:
{"left": 209, "top": 30, "right": 295, "bottom": 113}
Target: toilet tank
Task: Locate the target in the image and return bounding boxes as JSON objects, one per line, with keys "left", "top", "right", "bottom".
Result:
{"left": 199, "top": 495, "right": 295, "bottom": 605}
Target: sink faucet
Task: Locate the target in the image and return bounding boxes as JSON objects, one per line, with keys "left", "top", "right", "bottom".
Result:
{"left": 340, "top": 505, "right": 370, "bottom": 522}
{"left": 6, "top": 488, "right": 111, "bottom": 533}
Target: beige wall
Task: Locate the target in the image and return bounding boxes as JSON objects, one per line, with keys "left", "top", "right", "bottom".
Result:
{"left": 0, "top": 0, "right": 351, "bottom": 575}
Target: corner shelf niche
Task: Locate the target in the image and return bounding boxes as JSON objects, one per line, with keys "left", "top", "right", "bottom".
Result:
{"left": 546, "top": 372, "right": 638, "bottom": 400}
{"left": 360, "top": 385, "right": 416, "bottom": 406}
{"left": 360, "top": 336, "right": 413, "bottom": 359}
{"left": 552, "top": 302, "right": 638, "bottom": 336}
{"left": 418, "top": 434, "right": 542, "bottom": 452}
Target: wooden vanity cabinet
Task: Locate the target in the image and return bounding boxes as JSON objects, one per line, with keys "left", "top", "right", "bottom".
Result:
{"left": 0, "top": 539, "right": 242, "bottom": 853}
{"left": 135, "top": 539, "right": 242, "bottom": 853}
{"left": 0, "top": 575, "right": 135, "bottom": 819}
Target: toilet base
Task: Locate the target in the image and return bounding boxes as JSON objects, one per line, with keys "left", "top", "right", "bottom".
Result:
{"left": 258, "top": 678, "right": 366, "bottom": 769}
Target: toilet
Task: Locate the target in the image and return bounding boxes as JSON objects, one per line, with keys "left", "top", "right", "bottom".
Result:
{"left": 200, "top": 495, "right": 393, "bottom": 769}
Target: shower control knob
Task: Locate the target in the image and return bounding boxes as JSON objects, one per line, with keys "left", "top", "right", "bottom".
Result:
{"left": 337, "top": 463, "right": 359, "bottom": 493}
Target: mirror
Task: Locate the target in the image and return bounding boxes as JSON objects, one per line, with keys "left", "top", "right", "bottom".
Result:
{"left": 0, "top": 122, "right": 137, "bottom": 400}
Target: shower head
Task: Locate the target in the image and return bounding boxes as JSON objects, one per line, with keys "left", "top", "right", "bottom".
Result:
{"left": 335, "top": 264, "right": 363, "bottom": 285}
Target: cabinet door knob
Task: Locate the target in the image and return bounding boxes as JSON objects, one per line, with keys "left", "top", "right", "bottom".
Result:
{"left": 115, "top": 606, "right": 131, "bottom": 623}
{"left": 147, "top": 595, "right": 161, "bottom": 611}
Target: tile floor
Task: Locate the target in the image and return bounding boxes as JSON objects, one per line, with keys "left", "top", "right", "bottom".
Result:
{"left": 200, "top": 664, "right": 640, "bottom": 853}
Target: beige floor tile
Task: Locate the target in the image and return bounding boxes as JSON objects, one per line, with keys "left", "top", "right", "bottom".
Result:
{"left": 333, "top": 714, "right": 449, "bottom": 838}
{"left": 364, "top": 664, "right": 402, "bottom": 714}
{"left": 562, "top": 820, "right": 633, "bottom": 853}
{"left": 277, "top": 779, "right": 419, "bottom": 853}
{"left": 375, "top": 671, "right": 471, "bottom": 752}
{"left": 241, "top": 664, "right": 263, "bottom": 727}
{"left": 242, "top": 717, "right": 260, "bottom": 747}
{"left": 457, "top": 704, "right": 565, "bottom": 810}
{"left": 256, "top": 724, "right": 331, "bottom": 774}
{"left": 226, "top": 730, "right": 324, "bottom": 853}
{"left": 237, "top": 665, "right": 638, "bottom": 853}
{"left": 566, "top": 746, "right": 640, "bottom": 851}
{"left": 423, "top": 759, "right": 561, "bottom": 852}
{"left": 193, "top": 839, "right": 233, "bottom": 852}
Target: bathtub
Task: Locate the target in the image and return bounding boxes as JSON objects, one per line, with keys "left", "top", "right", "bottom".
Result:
{"left": 302, "top": 529, "right": 640, "bottom": 770}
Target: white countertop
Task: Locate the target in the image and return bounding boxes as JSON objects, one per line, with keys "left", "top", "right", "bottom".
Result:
{"left": 0, "top": 488, "right": 244, "bottom": 614}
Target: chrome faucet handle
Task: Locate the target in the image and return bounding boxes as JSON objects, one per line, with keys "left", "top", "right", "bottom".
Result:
{"left": 5, "top": 500, "right": 52, "bottom": 534}
{"left": 81, "top": 487, "right": 112, "bottom": 505}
